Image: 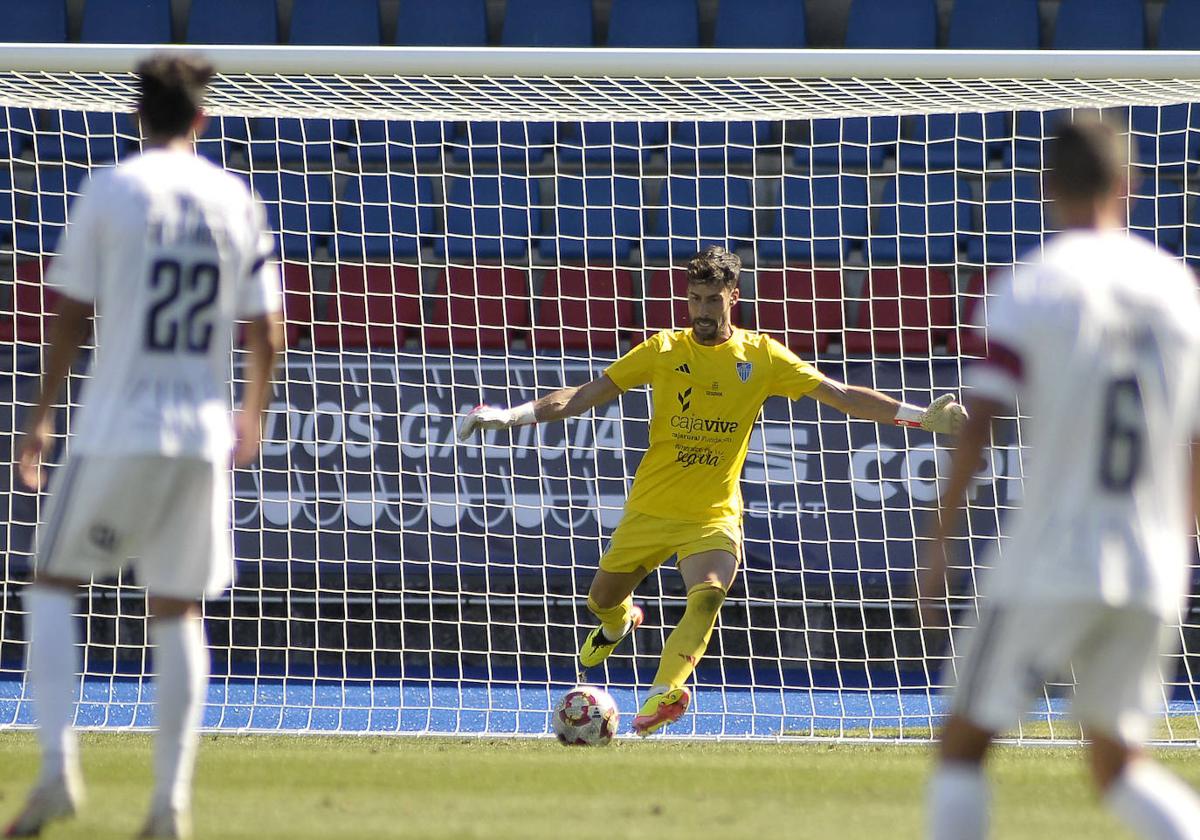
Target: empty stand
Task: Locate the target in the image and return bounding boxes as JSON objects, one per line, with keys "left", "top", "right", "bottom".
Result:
{"left": 14, "top": 165, "right": 87, "bottom": 254}
{"left": 250, "top": 118, "right": 354, "bottom": 166}
{"left": 40, "top": 111, "right": 139, "bottom": 164}
{"left": 794, "top": 116, "right": 898, "bottom": 171}
{"left": 844, "top": 268, "right": 955, "bottom": 355}
{"left": 313, "top": 265, "right": 422, "bottom": 349}
{"left": 898, "top": 112, "right": 1007, "bottom": 172}
{"left": 558, "top": 122, "right": 669, "bottom": 165}
{"left": 844, "top": 0, "right": 937, "bottom": 48}
{"left": 249, "top": 171, "right": 335, "bottom": 259}
{"left": 948, "top": 0, "right": 1039, "bottom": 49}
{"left": 670, "top": 122, "right": 772, "bottom": 167}
{"left": 541, "top": 174, "right": 642, "bottom": 263}
{"left": 867, "top": 173, "right": 973, "bottom": 265}
{"left": 356, "top": 121, "right": 445, "bottom": 165}
{"left": 531, "top": 267, "right": 635, "bottom": 351}
{"left": 1158, "top": 0, "right": 1200, "bottom": 49}
{"left": 1, "top": 261, "right": 61, "bottom": 344}
{"left": 502, "top": 0, "right": 592, "bottom": 46}
{"left": 0, "top": 0, "right": 67, "bottom": 42}
{"left": 425, "top": 267, "right": 530, "bottom": 350}
{"left": 395, "top": 0, "right": 487, "bottom": 45}
{"left": 290, "top": 0, "right": 380, "bottom": 45}
{"left": 713, "top": 0, "right": 807, "bottom": 47}
{"left": 451, "top": 122, "right": 556, "bottom": 166}
{"left": 1053, "top": 0, "right": 1145, "bottom": 49}
{"left": 1129, "top": 104, "right": 1197, "bottom": 175}
{"left": 758, "top": 173, "right": 870, "bottom": 264}
{"left": 1005, "top": 108, "right": 1070, "bottom": 170}
{"left": 438, "top": 175, "right": 540, "bottom": 261}
{"left": 642, "top": 269, "right": 693, "bottom": 335}
{"left": 1129, "top": 173, "right": 1185, "bottom": 255}
{"left": 642, "top": 175, "right": 755, "bottom": 263}
{"left": 279, "top": 262, "right": 313, "bottom": 348}
{"left": 334, "top": 173, "right": 434, "bottom": 261}
{"left": 81, "top": 0, "right": 172, "bottom": 42}
{"left": 186, "top": 0, "right": 277, "bottom": 44}
{"left": 751, "top": 268, "right": 844, "bottom": 354}
{"left": 607, "top": 0, "right": 700, "bottom": 47}
{"left": 0, "top": 109, "right": 34, "bottom": 162}
{"left": 967, "top": 174, "right": 1045, "bottom": 265}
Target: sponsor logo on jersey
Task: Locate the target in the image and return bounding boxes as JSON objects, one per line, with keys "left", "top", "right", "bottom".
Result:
{"left": 670, "top": 415, "right": 740, "bottom": 434}
{"left": 676, "top": 387, "right": 692, "bottom": 412}
{"left": 675, "top": 363, "right": 691, "bottom": 375}
{"left": 736, "top": 362, "right": 752, "bottom": 383}
{"left": 675, "top": 449, "right": 721, "bottom": 468}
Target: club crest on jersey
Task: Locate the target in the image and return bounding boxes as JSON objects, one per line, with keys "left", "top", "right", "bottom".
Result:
{"left": 736, "top": 362, "right": 752, "bottom": 383}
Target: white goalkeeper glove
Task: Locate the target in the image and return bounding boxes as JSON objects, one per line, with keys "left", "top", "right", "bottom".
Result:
{"left": 894, "top": 393, "right": 967, "bottom": 436}
{"left": 457, "top": 402, "right": 537, "bottom": 442}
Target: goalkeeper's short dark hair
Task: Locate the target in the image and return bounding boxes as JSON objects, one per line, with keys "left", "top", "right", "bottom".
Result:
{"left": 136, "top": 53, "right": 215, "bottom": 138}
{"left": 1046, "top": 117, "right": 1128, "bottom": 203}
{"left": 686, "top": 245, "right": 741, "bottom": 290}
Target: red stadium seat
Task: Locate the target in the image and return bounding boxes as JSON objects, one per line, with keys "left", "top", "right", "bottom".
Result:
{"left": 750, "top": 267, "right": 843, "bottom": 355}
{"left": 280, "top": 262, "right": 312, "bottom": 349}
{"left": 531, "top": 267, "right": 635, "bottom": 351}
{"left": 947, "top": 270, "right": 1005, "bottom": 358}
{"left": 641, "top": 268, "right": 743, "bottom": 341}
{"left": 844, "top": 267, "right": 954, "bottom": 355}
{"left": 312, "top": 265, "right": 421, "bottom": 349}
{"left": 1, "top": 260, "right": 61, "bottom": 345}
{"left": 425, "top": 266, "right": 530, "bottom": 350}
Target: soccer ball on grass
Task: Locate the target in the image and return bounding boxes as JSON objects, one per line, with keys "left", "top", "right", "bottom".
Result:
{"left": 553, "top": 686, "right": 619, "bottom": 746}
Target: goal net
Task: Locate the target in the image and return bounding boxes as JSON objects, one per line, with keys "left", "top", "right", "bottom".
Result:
{"left": 0, "top": 46, "right": 1198, "bottom": 741}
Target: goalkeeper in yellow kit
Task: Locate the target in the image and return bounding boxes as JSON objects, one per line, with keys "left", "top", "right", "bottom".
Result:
{"left": 458, "top": 246, "right": 965, "bottom": 736}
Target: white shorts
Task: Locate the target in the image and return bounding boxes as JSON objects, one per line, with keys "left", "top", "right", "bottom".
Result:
{"left": 949, "top": 602, "right": 1172, "bottom": 745}
{"left": 34, "top": 454, "right": 233, "bottom": 601}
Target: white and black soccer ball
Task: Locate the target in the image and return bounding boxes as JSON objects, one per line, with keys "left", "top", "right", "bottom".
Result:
{"left": 552, "top": 685, "right": 619, "bottom": 746}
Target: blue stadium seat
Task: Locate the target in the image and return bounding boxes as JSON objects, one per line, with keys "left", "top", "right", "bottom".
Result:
{"left": 0, "top": 109, "right": 35, "bottom": 161}
{"left": 0, "top": 0, "right": 67, "bottom": 41}
{"left": 290, "top": 0, "right": 379, "bottom": 45}
{"left": 1129, "top": 104, "right": 1198, "bottom": 175}
{"left": 0, "top": 167, "right": 15, "bottom": 243}
{"left": 642, "top": 176, "right": 755, "bottom": 263}
{"left": 948, "top": 0, "right": 1039, "bottom": 48}
{"left": 793, "top": 117, "right": 898, "bottom": 171}
{"left": 1004, "top": 109, "right": 1070, "bottom": 170}
{"left": 194, "top": 116, "right": 251, "bottom": 165}
{"left": 558, "top": 122, "right": 669, "bottom": 165}
{"left": 1053, "top": 0, "right": 1145, "bottom": 49}
{"left": 39, "top": 111, "right": 139, "bottom": 164}
{"left": 670, "top": 122, "right": 772, "bottom": 167}
{"left": 356, "top": 121, "right": 446, "bottom": 165}
{"left": 14, "top": 166, "right": 88, "bottom": 254}
{"left": 844, "top": 0, "right": 937, "bottom": 48}
{"left": 758, "top": 174, "right": 870, "bottom": 264}
{"left": 1158, "top": 0, "right": 1200, "bottom": 49}
{"left": 867, "top": 174, "right": 973, "bottom": 265}
{"left": 1128, "top": 174, "right": 1185, "bottom": 255}
{"left": 395, "top": 0, "right": 486, "bottom": 45}
{"left": 899, "top": 112, "right": 1007, "bottom": 172}
{"left": 713, "top": 0, "right": 807, "bottom": 47}
{"left": 607, "top": 0, "right": 699, "bottom": 47}
{"left": 81, "top": 0, "right": 172, "bottom": 43}
{"left": 436, "top": 175, "right": 541, "bottom": 261}
{"left": 187, "top": 0, "right": 277, "bottom": 44}
{"left": 334, "top": 174, "right": 434, "bottom": 261}
{"left": 250, "top": 171, "right": 335, "bottom": 259}
{"left": 451, "top": 122, "right": 556, "bottom": 166}
{"left": 966, "top": 174, "right": 1044, "bottom": 265}
{"left": 502, "top": 0, "right": 592, "bottom": 46}
{"left": 541, "top": 175, "right": 643, "bottom": 263}
{"left": 249, "top": 118, "right": 354, "bottom": 166}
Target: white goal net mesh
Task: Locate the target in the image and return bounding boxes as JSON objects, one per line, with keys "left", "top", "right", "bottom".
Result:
{"left": 0, "top": 59, "right": 1198, "bottom": 740}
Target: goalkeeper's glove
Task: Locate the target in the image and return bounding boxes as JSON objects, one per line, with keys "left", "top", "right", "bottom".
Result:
{"left": 894, "top": 393, "right": 967, "bottom": 435}
{"left": 457, "top": 402, "right": 537, "bottom": 442}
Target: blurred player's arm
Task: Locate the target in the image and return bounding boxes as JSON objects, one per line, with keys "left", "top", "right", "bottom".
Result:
{"left": 233, "top": 310, "right": 284, "bottom": 467}
{"left": 457, "top": 375, "right": 621, "bottom": 441}
{"left": 17, "top": 297, "right": 94, "bottom": 489}
{"left": 916, "top": 396, "right": 1003, "bottom": 624}
{"left": 808, "top": 378, "right": 967, "bottom": 435}
{"left": 1192, "top": 436, "right": 1200, "bottom": 533}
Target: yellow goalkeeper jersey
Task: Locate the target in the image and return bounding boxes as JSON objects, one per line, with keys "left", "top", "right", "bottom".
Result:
{"left": 604, "top": 328, "right": 824, "bottom": 522}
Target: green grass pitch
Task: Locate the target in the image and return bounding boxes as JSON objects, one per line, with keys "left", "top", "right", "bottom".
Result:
{"left": 1, "top": 732, "right": 1198, "bottom": 839}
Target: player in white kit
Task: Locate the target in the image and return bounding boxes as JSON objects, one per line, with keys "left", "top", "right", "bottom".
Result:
{"left": 5, "top": 55, "right": 283, "bottom": 839}
{"left": 920, "top": 119, "right": 1200, "bottom": 839}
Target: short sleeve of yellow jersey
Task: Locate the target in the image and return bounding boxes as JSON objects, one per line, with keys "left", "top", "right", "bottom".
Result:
{"left": 764, "top": 335, "right": 825, "bottom": 399}
{"left": 604, "top": 332, "right": 663, "bottom": 391}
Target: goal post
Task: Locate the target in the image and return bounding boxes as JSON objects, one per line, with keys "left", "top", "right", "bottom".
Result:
{"left": 0, "top": 45, "right": 1197, "bottom": 741}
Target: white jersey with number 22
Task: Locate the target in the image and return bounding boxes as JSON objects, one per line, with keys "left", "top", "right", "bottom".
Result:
{"left": 47, "top": 148, "right": 281, "bottom": 463}
{"left": 970, "top": 231, "right": 1200, "bottom": 617}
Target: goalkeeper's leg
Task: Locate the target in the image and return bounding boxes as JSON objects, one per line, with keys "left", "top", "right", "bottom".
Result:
{"left": 579, "top": 569, "right": 647, "bottom": 671}
{"left": 633, "top": 549, "right": 737, "bottom": 737}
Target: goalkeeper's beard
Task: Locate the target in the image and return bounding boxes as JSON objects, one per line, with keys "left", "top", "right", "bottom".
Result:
{"left": 692, "top": 317, "right": 721, "bottom": 340}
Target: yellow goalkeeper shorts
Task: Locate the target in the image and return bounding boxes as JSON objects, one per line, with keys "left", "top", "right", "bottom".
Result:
{"left": 599, "top": 509, "right": 742, "bottom": 576}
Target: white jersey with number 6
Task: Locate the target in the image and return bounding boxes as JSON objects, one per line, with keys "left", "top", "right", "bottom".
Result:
{"left": 970, "top": 231, "right": 1200, "bottom": 617}
{"left": 47, "top": 148, "right": 281, "bottom": 463}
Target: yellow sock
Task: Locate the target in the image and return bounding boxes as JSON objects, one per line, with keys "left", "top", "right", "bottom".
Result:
{"left": 651, "top": 581, "right": 726, "bottom": 690}
{"left": 587, "top": 595, "right": 633, "bottom": 640}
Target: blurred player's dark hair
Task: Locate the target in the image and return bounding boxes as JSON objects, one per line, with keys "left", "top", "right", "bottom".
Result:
{"left": 1047, "top": 117, "right": 1128, "bottom": 204}
{"left": 136, "top": 53, "right": 215, "bottom": 138}
{"left": 687, "top": 245, "right": 741, "bottom": 289}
